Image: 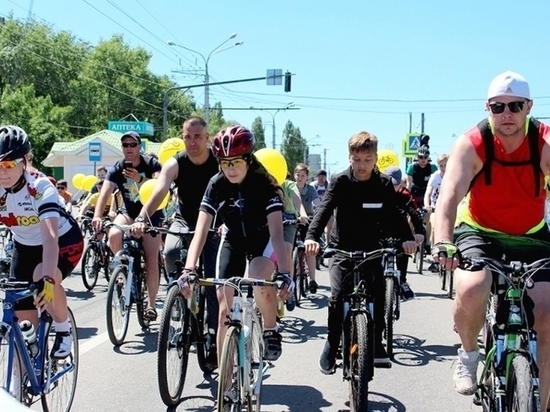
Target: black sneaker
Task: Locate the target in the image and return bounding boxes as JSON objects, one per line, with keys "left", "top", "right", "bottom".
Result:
{"left": 401, "top": 282, "right": 415, "bottom": 301}
{"left": 205, "top": 344, "right": 218, "bottom": 371}
{"left": 428, "top": 262, "right": 440, "bottom": 272}
{"left": 318, "top": 341, "right": 337, "bottom": 375}
{"left": 263, "top": 330, "right": 282, "bottom": 361}
{"left": 374, "top": 344, "right": 392, "bottom": 368}
{"left": 309, "top": 280, "right": 318, "bottom": 294}
{"left": 285, "top": 294, "right": 296, "bottom": 312}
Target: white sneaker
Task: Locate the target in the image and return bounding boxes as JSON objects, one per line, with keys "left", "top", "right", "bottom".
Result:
{"left": 453, "top": 348, "right": 479, "bottom": 395}
{"left": 51, "top": 332, "right": 72, "bottom": 359}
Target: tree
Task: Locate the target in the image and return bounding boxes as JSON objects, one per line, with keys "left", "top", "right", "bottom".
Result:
{"left": 281, "top": 120, "right": 306, "bottom": 173}
{"left": 251, "top": 117, "right": 266, "bottom": 150}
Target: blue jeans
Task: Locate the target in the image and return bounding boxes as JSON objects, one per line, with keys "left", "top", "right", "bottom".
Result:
{"left": 164, "top": 219, "right": 220, "bottom": 333}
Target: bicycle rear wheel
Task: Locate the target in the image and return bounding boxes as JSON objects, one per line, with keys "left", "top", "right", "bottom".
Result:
{"left": 106, "top": 266, "right": 131, "bottom": 346}
{"left": 157, "top": 286, "right": 192, "bottom": 407}
{"left": 384, "top": 277, "right": 395, "bottom": 359}
{"left": 349, "top": 312, "right": 370, "bottom": 412}
{"left": 81, "top": 243, "right": 100, "bottom": 291}
{"left": 506, "top": 355, "right": 538, "bottom": 412}
{"left": 247, "top": 308, "right": 264, "bottom": 412}
{"left": 217, "top": 326, "right": 244, "bottom": 411}
{"left": 41, "top": 307, "right": 79, "bottom": 412}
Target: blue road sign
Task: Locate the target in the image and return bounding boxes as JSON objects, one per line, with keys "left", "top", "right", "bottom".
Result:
{"left": 89, "top": 141, "right": 102, "bottom": 162}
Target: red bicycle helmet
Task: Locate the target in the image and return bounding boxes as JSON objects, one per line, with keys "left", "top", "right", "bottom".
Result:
{"left": 212, "top": 125, "right": 255, "bottom": 159}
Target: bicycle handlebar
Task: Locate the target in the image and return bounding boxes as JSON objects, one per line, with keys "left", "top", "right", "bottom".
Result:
{"left": 323, "top": 246, "right": 402, "bottom": 260}
{"left": 460, "top": 255, "right": 550, "bottom": 275}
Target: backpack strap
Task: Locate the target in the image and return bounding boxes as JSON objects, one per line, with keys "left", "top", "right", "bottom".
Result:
{"left": 477, "top": 119, "right": 494, "bottom": 186}
{"left": 527, "top": 118, "right": 542, "bottom": 196}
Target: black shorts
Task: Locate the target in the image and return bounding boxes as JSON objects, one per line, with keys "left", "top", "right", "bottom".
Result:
{"left": 119, "top": 208, "right": 163, "bottom": 227}
{"left": 217, "top": 232, "right": 275, "bottom": 279}
{"left": 11, "top": 223, "right": 84, "bottom": 310}
{"left": 454, "top": 223, "right": 550, "bottom": 281}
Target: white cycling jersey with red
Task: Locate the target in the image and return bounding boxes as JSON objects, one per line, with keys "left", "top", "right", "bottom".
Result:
{"left": 0, "top": 172, "right": 73, "bottom": 246}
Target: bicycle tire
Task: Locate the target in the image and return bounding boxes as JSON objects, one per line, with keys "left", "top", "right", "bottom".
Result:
{"left": 106, "top": 266, "right": 131, "bottom": 346}
{"left": 41, "top": 307, "right": 79, "bottom": 412}
{"left": 0, "top": 329, "right": 24, "bottom": 403}
{"left": 507, "top": 355, "right": 538, "bottom": 412}
{"left": 349, "top": 312, "right": 370, "bottom": 412}
{"left": 217, "top": 326, "right": 244, "bottom": 411}
{"left": 103, "top": 247, "right": 112, "bottom": 282}
{"left": 157, "top": 286, "right": 192, "bottom": 407}
{"left": 196, "top": 285, "right": 214, "bottom": 374}
{"left": 136, "top": 269, "right": 150, "bottom": 330}
{"left": 446, "top": 271, "right": 454, "bottom": 299}
{"left": 416, "top": 243, "right": 424, "bottom": 274}
{"left": 384, "top": 277, "right": 395, "bottom": 359}
{"left": 292, "top": 249, "right": 302, "bottom": 307}
{"left": 247, "top": 308, "right": 264, "bottom": 412}
{"left": 81, "top": 243, "right": 99, "bottom": 291}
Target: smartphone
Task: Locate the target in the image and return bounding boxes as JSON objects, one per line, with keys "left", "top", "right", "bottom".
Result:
{"left": 123, "top": 161, "right": 133, "bottom": 170}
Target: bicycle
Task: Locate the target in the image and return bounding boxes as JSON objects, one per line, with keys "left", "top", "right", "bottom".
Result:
{"left": 80, "top": 220, "right": 113, "bottom": 291}
{"left": 78, "top": 211, "right": 94, "bottom": 240}
{"left": 323, "top": 244, "right": 399, "bottom": 412}
{"left": 154, "top": 226, "right": 217, "bottom": 407}
{"left": 292, "top": 225, "right": 312, "bottom": 307}
{"left": 104, "top": 222, "right": 152, "bottom": 346}
{"left": 459, "top": 255, "right": 547, "bottom": 411}
{"left": 381, "top": 239, "right": 403, "bottom": 359}
{"left": 0, "top": 280, "right": 79, "bottom": 411}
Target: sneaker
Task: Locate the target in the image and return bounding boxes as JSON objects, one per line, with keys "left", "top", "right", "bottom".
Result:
{"left": 309, "top": 280, "right": 318, "bottom": 294}
{"left": 374, "top": 344, "right": 392, "bottom": 368}
{"left": 263, "top": 330, "right": 282, "bottom": 361}
{"left": 454, "top": 348, "right": 480, "bottom": 395}
{"left": 205, "top": 344, "right": 218, "bottom": 371}
{"left": 428, "top": 262, "right": 440, "bottom": 272}
{"left": 401, "top": 282, "right": 415, "bottom": 301}
{"left": 318, "top": 341, "right": 337, "bottom": 375}
{"left": 285, "top": 294, "right": 296, "bottom": 312}
{"left": 51, "top": 331, "right": 72, "bottom": 359}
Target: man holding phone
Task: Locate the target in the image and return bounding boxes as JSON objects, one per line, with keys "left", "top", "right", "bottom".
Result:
{"left": 92, "top": 131, "right": 163, "bottom": 321}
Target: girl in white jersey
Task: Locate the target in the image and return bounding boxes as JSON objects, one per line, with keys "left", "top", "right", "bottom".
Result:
{"left": 0, "top": 126, "right": 84, "bottom": 358}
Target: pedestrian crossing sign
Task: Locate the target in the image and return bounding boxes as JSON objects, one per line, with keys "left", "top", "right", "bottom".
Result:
{"left": 402, "top": 133, "right": 422, "bottom": 157}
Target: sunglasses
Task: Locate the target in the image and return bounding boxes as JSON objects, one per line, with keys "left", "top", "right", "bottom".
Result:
{"left": 418, "top": 155, "right": 428, "bottom": 160}
{"left": 57, "top": 186, "right": 65, "bottom": 190}
{"left": 0, "top": 158, "right": 24, "bottom": 169}
{"left": 122, "top": 142, "right": 139, "bottom": 148}
{"left": 219, "top": 158, "right": 247, "bottom": 170}
{"left": 488, "top": 101, "right": 527, "bottom": 114}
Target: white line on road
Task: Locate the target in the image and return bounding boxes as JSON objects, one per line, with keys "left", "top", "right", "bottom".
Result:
{"left": 79, "top": 332, "right": 110, "bottom": 356}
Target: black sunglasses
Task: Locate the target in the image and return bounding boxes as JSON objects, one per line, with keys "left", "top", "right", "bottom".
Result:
{"left": 57, "top": 186, "right": 65, "bottom": 190}
{"left": 488, "top": 101, "right": 527, "bottom": 114}
{"left": 122, "top": 142, "right": 139, "bottom": 148}
{"left": 418, "top": 155, "right": 428, "bottom": 160}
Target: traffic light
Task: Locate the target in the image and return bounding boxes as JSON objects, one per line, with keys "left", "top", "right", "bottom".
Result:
{"left": 284, "top": 71, "right": 291, "bottom": 93}
{"left": 420, "top": 134, "right": 430, "bottom": 149}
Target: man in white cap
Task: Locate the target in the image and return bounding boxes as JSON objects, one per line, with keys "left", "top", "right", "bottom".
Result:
{"left": 433, "top": 71, "right": 550, "bottom": 408}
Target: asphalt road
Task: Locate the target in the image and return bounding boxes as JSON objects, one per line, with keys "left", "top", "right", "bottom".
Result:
{"left": 34, "top": 256, "right": 479, "bottom": 412}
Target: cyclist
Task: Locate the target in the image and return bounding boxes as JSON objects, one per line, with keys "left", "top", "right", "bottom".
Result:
{"left": 384, "top": 166, "right": 425, "bottom": 300}
{"left": 304, "top": 131, "right": 416, "bottom": 373}
{"left": 294, "top": 163, "right": 321, "bottom": 293}
{"left": 311, "top": 169, "right": 334, "bottom": 250}
{"left": 424, "top": 154, "right": 448, "bottom": 271}
{"left": 433, "top": 71, "right": 550, "bottom": 410}
{"left": 131, "top": 116, "right": 221, "bottom": 368}
{"left": 0, "top": 125, "right": 84, "bottom": 358}
{"left": 177, "top": 125, "right": 293, "bottom": 364}
{"left": 92, "top": 130, "right": 162, "bottom": 321}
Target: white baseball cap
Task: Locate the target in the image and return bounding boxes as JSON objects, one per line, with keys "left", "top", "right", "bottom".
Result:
{"left": 487, "top": 71, "right": 530, "bottom": 101}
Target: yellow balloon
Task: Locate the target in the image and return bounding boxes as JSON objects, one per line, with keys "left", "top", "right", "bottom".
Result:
{"left": 377, "top": 149, "right": 399, "bottom": 173}
{"left": 254, "top": 148, "right": 288, "bottom": 185}
{"left": 138, "top": 179, "right": 169, "bottom": 210}
{"left": 72, "top": 173, "right": 86, "bottom": 190}
{"left": 158, "top": 138, "right": 186, "bottom": 165}
{"left": 82, "top": 175, "right": 98, "bottom": 192}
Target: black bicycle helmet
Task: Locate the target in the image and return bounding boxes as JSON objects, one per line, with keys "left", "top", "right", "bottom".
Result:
{"left": 0, "top": 126, "right": 31, "bottom": 161}
{"left": 416, "top": 145, "right": 430, "bottom": 157}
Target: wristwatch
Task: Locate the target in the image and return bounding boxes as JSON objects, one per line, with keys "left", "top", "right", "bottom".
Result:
{"left": 134, "top": 216, "right": 146, "bottom": 223}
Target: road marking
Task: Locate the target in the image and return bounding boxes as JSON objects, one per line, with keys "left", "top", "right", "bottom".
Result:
{"left": 79, "top": 331, "right": 109, "bottom": 355}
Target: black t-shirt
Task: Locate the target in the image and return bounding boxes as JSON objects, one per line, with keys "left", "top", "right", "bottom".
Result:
{"left": 174, "top": 149, "right": 220, "bottom": 226}
{"left": 409, "top": 162, "right": 436, "bottom": 193}
{"left": 200, "top": 170, "right": 283, "bottom": 242}
{"left": 106, "top": 155, "right": 162, "bottom": 218}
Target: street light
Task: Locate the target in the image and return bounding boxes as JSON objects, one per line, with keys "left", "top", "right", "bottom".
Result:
{"left": 250, "top": 102, "right": 295, "bottom": 149}
{"left": 302, "top": 135, "right": 321, "bottom": 164}
{"left": 167, "top": 34, "right": 243, "bottom": 126}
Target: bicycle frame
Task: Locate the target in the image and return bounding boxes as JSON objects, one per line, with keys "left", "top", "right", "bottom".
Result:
{"left": 0, "top": 283, "right": 75, "bottom": 397}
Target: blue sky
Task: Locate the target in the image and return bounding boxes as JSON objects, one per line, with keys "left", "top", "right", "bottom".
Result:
{"left": 5, "top": 0, "right": 550, "bottom": 174}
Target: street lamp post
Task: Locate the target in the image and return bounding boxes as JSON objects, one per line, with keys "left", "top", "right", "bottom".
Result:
{"left": 250, "top": 103, "right": 295, "bottom": 149}
{"left": 168, "top": 34, "right": 243, "bottom": 126}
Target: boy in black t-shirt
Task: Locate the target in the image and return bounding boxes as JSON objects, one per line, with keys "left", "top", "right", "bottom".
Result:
{"left": 305, "top": 131, "right": 417, "bottom": 374}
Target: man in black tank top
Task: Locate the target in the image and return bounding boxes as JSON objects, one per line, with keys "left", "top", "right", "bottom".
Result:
{"left": 132, "top": 116, "right": 220, "bottom": 369}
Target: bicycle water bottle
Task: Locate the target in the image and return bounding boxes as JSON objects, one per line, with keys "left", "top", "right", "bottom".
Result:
{"left": 20, "top": 320, "right": 39, "bottom": 358}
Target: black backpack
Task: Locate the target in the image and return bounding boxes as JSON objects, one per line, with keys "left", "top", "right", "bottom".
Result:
{"left": 475, "top": 118, "right": 542, "bottom": 197}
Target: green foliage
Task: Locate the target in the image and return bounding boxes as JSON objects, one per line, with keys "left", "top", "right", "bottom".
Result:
{"left": 251, "top": 116, "right": 266, "bottom": 150}
{"left": 281, "top": 120, "right": 307, "bottom": 173}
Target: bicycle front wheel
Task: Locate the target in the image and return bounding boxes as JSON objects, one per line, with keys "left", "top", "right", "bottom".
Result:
{"left": 349, "top": 312, "right": 370, "bottom": 412}
{"left": 439, "top": 265, "right": 447, "bottom": 291}
{"left": 506, "top": 355, "right": 538, "bottom": 412}
{"left": 446, "top": 270, "right": 454, "bottom": 299}
{"left": 247, "top": 308, "right": 264, "bottom": 412}
{"left": 41, "top": 307, "right": 79, "bottom": 412}
{"left": 157, "top": 286, "right": 192, "bottom": 407}
{"left": 81, "top": 243, "right": 100, "bottom": 291}
{"left": 106, "top": 266, "right": 131, "bottom": 346}
{"left": 416, "top": 243, "right": 424, "bottom": 274}
{"left": 0, "top": 329, "right": 24, "bottom": 403}
{"left": 218, "top": 326, "right": 244, "bottom": 411}
{"left": 384, "top": 277, "right": 395, "bottom": 359}
{"left": 292, "top": 248, "right": 302, "bottom": 307}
